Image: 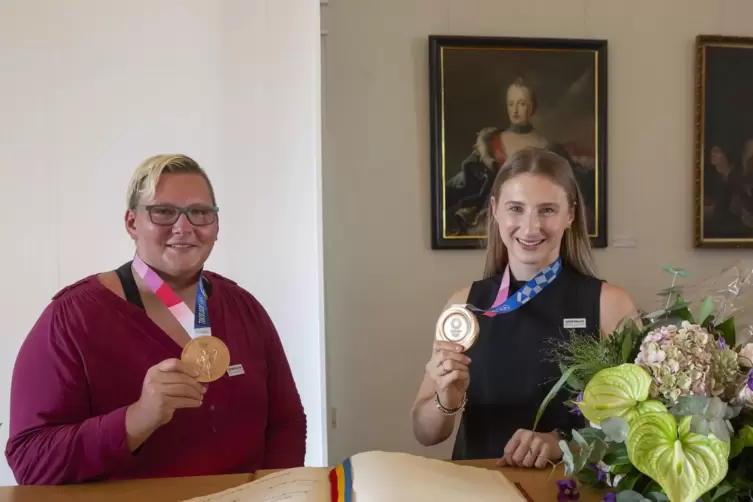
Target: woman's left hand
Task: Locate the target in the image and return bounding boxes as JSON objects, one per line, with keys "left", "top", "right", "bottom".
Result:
{"left": 497, "top": 429, "right": 563, "bottom": 469}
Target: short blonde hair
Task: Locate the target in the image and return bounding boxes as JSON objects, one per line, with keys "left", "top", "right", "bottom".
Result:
{"left": 126, "top": 154, "right": 216, "bottom": 209}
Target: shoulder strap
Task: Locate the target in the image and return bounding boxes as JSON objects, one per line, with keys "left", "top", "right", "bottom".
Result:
{"left": 115, "top": 261, "right": 145, "bottom": 310}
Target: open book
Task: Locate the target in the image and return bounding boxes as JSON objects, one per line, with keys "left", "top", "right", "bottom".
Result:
{"left": 181, "top": 451, "right": 527, "bottom": 502}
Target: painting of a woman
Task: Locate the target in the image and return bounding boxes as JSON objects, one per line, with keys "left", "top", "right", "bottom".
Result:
{"left": 429, "top": 36, "right": 607, "bottom": 250}
{"left": 443, "top": 77, "right": 597, "bottom": 241}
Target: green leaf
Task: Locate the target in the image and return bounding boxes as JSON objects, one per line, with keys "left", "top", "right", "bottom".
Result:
{"left": 569, "top": 430, "right": 597, "bottom": 472}
{"left": 616, "top": 469, "right": 644, "bottom": 492}
{"left": 622, "top": 329, "right": 635, "bottom": 363}
{"left": 588, "top": 438, "right": 609, "bottom": 463}
{"left": 533, "top": 362, "right": 605, "bottom": 430}
{"left": 665, "top": 304, "right": 695, "bottom": 323}
{"left": 611, "top": 462, "right": 636, "bottom": 475}
{"left": 602, "top": 416, "right": 630, "bottom": 443}
{"left": 666, "top": 301, "right": 691, "bottom": 312}
{"left": 708, "top": 419, "right": 732, "bottom": 443}
{"left": 698, "top": 297, "right": 714, "bottom": 326}
{"left": 641, "top": 480, "right": 663, "bottom": 495}
{"left": 617, "top": 490, "right": 648, "bottom": 502}
{"left": 576, "top": 466, "right": 601, "bottom": 485}
{"left": 675, "top": 268, "right": 692, "bottom": 278}
{"left": 572, "top": 429, "right": 590, "bottom": 450}
{"left": 560, "top": 362, "right": 585, "bottom": 391}
{"left": 559, "top": 440, "right": 575, "bottom": 475}
{"left": 723, "top": 404, "right": 741, "bottom": 420}
{"left": 710, "top": 482, "right": 736, "bottom": 501}
{"left": 646, "top": 493, "right": 669, "bottom": 502}
{"left": 577, "top": 364, "right": 653, "bottom": 425}
{"left": 660, "top": 264, "right": 693, "bottom": 278}
{"left": 573, "top": 446, "right": 592, "bottom": 472}
{"left": 670, "top": 396, "right": 711, "bottom": 417}
{"left": 690, "top": 415, "right": 710, "bottom": 435}
{"left": 739, "top": 425, "right": 753, "bottom": 446}
{"left": 627, "top": 413, "right": 730, "bottom": 502}
{"left": 577, "top": 426, "right": 607, "bottom": 443}
{"left": 731, "top": 474, "right": 753, "bottom": 490}
{"left": 729, "top": 437, "right": 744, "bottom": 459}
{"left": 715, "top": 317, "right": 736, "bottom": 349}
{"left": 705, "top": 397, "right": 726, "bottom": 421}
{"left": 603, "top": 442, "right": 631, "bottom": 465}
{"left": 656, "top": 286, "right": 684, "bottom": 297}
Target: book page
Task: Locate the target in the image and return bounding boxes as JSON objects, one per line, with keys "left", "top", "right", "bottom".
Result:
{"left": 180, "top": 467, "right": 331, "bottom": 502}
{"left": 348, "top": 451, "right": 526, "bottom": 502}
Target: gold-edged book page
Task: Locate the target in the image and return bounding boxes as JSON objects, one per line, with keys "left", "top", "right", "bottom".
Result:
{"left": 348, "top": 451, "right": 527, "bottom": 502}
{"left": 179, "top": 467, "right": 331, "bottom": 502}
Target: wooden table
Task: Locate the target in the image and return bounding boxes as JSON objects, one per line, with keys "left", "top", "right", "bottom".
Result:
{"left": 0, "top": 460, "right": 606, "bottom": 501}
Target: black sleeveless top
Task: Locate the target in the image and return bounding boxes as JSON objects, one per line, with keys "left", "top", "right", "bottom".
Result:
{"left": 451, "top": 264, "right": 603, "bottom": 460}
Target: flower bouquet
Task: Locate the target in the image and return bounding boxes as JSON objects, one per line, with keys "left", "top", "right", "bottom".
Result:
{"left": 536, "top": 262, "right": 753, "bottom": 502}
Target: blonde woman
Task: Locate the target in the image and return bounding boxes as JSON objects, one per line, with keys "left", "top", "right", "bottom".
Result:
{"left": 412, "top": 147, "right": 636, "bottom": 468}
{"left": 6, "top": 155, "right": 306, "bottom": 484}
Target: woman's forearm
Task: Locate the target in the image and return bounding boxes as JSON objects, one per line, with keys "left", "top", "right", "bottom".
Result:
{"left": 411, "top": 389, "right": 463, "bottom": 447}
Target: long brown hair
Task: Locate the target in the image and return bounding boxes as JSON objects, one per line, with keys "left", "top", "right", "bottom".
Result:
{"left": 482, "top": 147, "right": 598, "bottom": 279}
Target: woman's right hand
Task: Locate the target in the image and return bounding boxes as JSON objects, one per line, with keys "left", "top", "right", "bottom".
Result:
{"left": 125, "top": 358, "right": 207, "bottom": 451}
{"left": 425, "top": 341, "right": 471, "bottom": 408}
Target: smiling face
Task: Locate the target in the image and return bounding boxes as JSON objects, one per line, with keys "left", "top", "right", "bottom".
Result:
{"left": 491, "top": 172, "right": 573, "bottom": 270}
{"left": 125, "top": 172, "right": 218, "bottom": 281}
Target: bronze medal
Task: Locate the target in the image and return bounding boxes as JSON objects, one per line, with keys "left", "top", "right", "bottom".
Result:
{"left": 181, "top": 336, "right": 231, "bottom": 383}
{"left": 435, "top": 304, "right": 479, "bottom": 351}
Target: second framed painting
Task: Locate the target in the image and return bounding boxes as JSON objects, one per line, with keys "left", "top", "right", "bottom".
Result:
{"left": 429, "top": 35, "right": 608, "bottom": 250}
{"left": 694, "top": 35, "right": 753, "bottom": 248}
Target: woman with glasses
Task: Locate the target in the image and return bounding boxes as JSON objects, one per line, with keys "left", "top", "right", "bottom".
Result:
{"left": 6, "top": 155, "right": 306, "bottom": 484}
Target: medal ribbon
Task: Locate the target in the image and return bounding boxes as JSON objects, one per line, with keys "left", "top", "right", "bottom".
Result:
{"left": 132, "top": 253, "right": 211, "bottom": 338}
{"left": 467, "top": 257, "right": 563, "bottom": 317}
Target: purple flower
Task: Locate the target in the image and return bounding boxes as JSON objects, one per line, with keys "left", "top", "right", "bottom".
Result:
{"left": 719, "top": 338, "right": 727, "bottom": 350}
{"left": 587, "top": 463, "right": 607, "bottom": 482}
{"left": 556, "top": 479, "right": 580, "bottom": 502}
{"left": 602, "top": 493, "right": 616, "bottom": 502}
{"left": 570, "top": 393, "right": 584, "bottom": 417}
{"left": 747, "top": 368, "right": 753, "bottom": 392}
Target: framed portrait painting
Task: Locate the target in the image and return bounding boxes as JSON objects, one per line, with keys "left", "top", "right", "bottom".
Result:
{"left": 429, "top": 35, "right": 608, "bottom": 250}
{"left": 694, "top": 35, "right": 753, "bottom": 248}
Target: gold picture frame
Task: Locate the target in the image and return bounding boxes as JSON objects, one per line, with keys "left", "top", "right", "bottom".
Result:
{"left": 694, "top": 35, "right": 753, "bottom": 248}
{"left": 428, "top": 35, "right": 608, "bottom": 250}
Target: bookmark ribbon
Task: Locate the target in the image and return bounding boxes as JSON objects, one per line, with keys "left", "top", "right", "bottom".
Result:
{"left": 467, "top": 257, "right": 563, "bottom": 317}
{"left": 132, "top": 253, "right": 211, "bottom": 338}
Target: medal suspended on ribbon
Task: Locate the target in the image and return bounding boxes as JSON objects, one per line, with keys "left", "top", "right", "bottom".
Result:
{"left": 435, "top": 258, "right": 563, "bottom": 351}
{"left": 132, "top": 254, "right": 230, "bottom": 382}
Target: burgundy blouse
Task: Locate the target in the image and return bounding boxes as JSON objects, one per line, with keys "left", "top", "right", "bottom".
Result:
{"left": 5, "top": 271, "right": 306, "bottom": 485}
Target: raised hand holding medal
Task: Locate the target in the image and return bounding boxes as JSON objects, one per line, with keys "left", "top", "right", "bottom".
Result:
{"left": 429, "top": 257, "right": 563, "bottom": 416}
{"left": 132, "top": 253, "right": 230, "bottom": 382}
{"left": 435, "top": 257, "right": 562, "bottom": 351}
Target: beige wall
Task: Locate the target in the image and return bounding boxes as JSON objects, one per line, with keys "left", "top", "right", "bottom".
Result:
{"left": 321, "top": 0, "right": 753, "bottom": 464}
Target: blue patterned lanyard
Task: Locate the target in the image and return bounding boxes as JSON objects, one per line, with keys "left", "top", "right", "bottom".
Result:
{"left": 467, "top": 257, "right": 563, "bottom": 317}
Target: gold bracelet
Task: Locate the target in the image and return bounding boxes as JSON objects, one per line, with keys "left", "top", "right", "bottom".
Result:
{"left": 434, "top": 392, "right": 467, "bottom": 416}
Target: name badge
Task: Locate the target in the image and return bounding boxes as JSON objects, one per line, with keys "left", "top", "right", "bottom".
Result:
{"left": 227, "top": 364, "right": 245, "bottom": 377}
{"left": 563, "top": 318, "right": 587, "bottom": 329}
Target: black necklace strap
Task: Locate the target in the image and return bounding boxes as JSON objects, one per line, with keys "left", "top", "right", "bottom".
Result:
{"left": 115, "top": 261, "right": 145, "bottom": 310}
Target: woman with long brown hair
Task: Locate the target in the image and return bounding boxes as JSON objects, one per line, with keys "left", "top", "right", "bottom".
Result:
{"left": 411, "top": 147, "right": 636, "bottom": 468}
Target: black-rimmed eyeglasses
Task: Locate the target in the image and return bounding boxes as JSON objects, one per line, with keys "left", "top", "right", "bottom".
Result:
{"left": 135, "top": 204, "right": 219, "bottom": 227}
